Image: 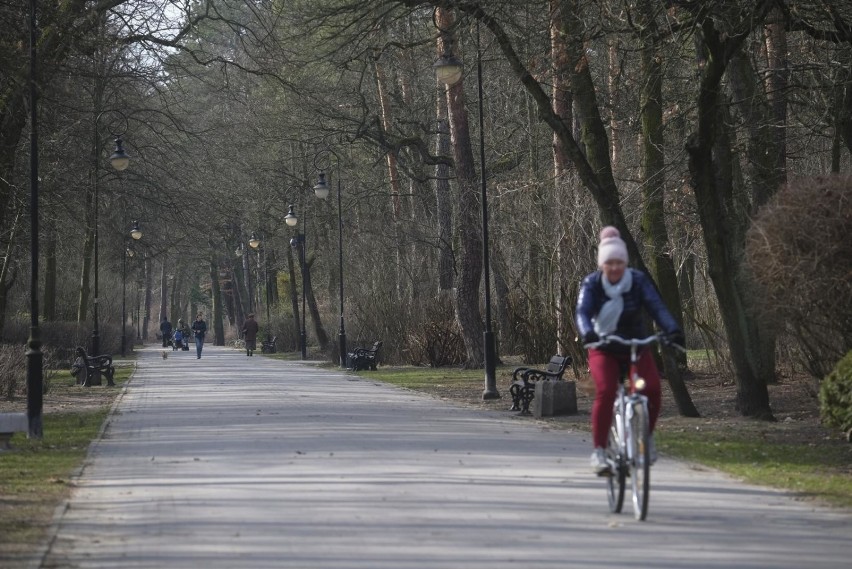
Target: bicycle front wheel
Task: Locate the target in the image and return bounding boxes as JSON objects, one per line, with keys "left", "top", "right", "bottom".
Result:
{"left": 630, "top": 401, "right": 651, "bottom": 521}
{"left": 606, "top": 411, "right": 626, "bottom": 513}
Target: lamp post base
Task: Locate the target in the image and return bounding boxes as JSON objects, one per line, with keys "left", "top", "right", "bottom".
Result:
{"left": 300, "top": 332, "right": 307, "bottom": 360}
{"left": 482, "top": 329, "right": 500, "bottom": 400}
{"left": 338, "top": 331, "right": 347, "bottom": 368}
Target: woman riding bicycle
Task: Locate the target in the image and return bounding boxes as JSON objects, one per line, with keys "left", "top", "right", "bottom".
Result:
{"left": 576, "top": 226, "right": 684, "bottom": 475}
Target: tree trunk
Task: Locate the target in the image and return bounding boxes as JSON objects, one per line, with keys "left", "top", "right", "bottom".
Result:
{"left": 637, "top": 0, "right": 698, "bottom": 417}
{"left": 77, "top": 189, "right": 94, "bottom": 323}
{"left": 304, "top": 257, "right": 330, "bottom": 351}
{"left": 763, "top": 5, "right": 788, "bottom": 185}
{"left": 550, "top": 0, "right": 573, "bottom": 356}
{"left": 43, "top": 222, "right": 57, "bottom": 321}
{"left": 143, "top": 255, "right": 152, "bottom": 341}
{"left": 686, "top": 14, "right": 774, "bottom": 420}
{"left": 209, "top": 256, "right": 225, "bottom": 346}
{"left": 435, "top": 112, "right": 454, "bottom": 291}
{"left": 287, "top": 246, "right": 301, "bottom": 351}
{"left": 375, "top": 54, "right": 406, "bottom": 300}
{"left": 0, "top": 210, "right": 21, "bottom": 332}
{"left": 158, "top": 257, "right": 168, "bottom": 324}
{"left": 438, "top": 7, "right": 484, "bottom": 368}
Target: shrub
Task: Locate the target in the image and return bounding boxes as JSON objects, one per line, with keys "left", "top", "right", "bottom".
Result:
{"left": 746, "top": 175, "right": 852, "bottom": 378}
{"left": 0, "top": 343, "right": 60, "bottom": 399}
{"left": 405, "top": 297, "right": 466, "bottom": 367}
{"left": 820, "top": 350, "right": 852, "bottom": 438}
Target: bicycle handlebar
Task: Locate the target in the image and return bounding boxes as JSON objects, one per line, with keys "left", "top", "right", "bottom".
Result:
{"left": 584, "top": 333, "right": 685, "bottom": 352}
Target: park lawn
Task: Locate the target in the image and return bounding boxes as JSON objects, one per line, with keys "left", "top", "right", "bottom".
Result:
{"left": 0, "top": 365, "right": 132, "bottom": 564}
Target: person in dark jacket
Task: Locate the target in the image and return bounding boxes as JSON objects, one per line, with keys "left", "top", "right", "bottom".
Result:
{"left": 160, "top": 318, "right": 173, "bottom": 348}
{"left": 191, "top": 313, "right": 208, "bottom": 359}
{"left": 177, "top": 319, "right": 191, "bottom": 351}
{"left": 576, "top": 226, "right": 684, "bottom": 475}
{"left": 242, "top": 313, "right": 259, "bottom": 357}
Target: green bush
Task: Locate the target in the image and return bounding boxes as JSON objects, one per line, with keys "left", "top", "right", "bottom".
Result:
{"left": 820, "top": 350, "right": 852, "bottom": 436}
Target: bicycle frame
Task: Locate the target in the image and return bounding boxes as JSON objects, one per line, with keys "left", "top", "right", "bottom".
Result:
{"left": 587, "top": 333, "right": 661, "bottom": 520}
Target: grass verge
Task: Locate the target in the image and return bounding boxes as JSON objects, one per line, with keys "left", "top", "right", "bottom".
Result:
{"left": 657, "top": 427, "right": 852, "bottom": 508}
{"left": 0, "top": 365, "right": 133, "bottom": 565}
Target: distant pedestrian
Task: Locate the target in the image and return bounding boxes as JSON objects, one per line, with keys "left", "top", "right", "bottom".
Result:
{"left": 191, "top": 313, "right": 208, "bottom": 359}
{"left": 160, "top": 318, "right": 173, "bottom": 348}
{"left": 242, "top": 313, "right": 260, "bottom": 357}
{"left": 177, "top": 319, "right": 191, "bottom": 351}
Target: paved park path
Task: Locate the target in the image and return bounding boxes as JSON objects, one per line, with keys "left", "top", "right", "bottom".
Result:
{"left": 40, "top": 345, "right": 850, "bottom": 568}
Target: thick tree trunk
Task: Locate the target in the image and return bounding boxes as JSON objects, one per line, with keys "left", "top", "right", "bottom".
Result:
{"left": 636, "top": 0, "right": 698, "bottom": 417}
{"left": 686, "top": 15, "right": 774, "bottom": 420}
{"left": 438, "top": 7, "right": 484, "bottom": 368}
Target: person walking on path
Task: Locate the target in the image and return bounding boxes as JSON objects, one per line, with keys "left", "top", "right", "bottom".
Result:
{"left": 177, "top": 318, "right": 191, "bottom": 351}
{"left": 160, "top": 317, "right": 173, "bottom": 348}
{"left": 575, "top": 226, "right": 684, "bottom": 475}
{"left": 191, "top": 313, "right": 208, "bottom": 359}
{"left": 242, "top": 313, "right": 260, "bottom": 357}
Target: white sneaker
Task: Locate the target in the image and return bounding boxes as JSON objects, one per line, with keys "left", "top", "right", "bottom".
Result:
{"left": 590, "top": 448, "right": 608, "bottom": 475}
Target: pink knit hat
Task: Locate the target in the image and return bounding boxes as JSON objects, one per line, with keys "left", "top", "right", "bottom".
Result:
{"left": 597, "top": 226, "right": 628, "bottom": 266}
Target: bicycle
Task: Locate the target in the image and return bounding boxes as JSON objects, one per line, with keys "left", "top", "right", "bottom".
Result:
{"left": 585, "top": 333, "right": 684, "bottom": 521}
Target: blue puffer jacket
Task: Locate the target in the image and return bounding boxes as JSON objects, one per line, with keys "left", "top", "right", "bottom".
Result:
{"left": 575, "top": 268, "right": 680, "bottom": 353}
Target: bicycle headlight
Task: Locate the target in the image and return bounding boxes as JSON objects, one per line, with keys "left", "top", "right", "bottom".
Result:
{"left": 634, "top": 378, "right": 646, "bottom": 391}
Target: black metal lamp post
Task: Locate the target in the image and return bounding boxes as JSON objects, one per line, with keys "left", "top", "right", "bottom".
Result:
{"left": 121, "top": 222, "right": 142, "bottom": 356}
{"left": 313, "top": 168, "right": 347, "bottom": 368}
{"left": 285, "top": 205, "right": 307, "bottom": 359}
{"left": 92, "top": 111, "right": 130, "bottom": 365}
{"left": 26, "top": 0, "right": 42, "bottom": 438}
{"left": 435, "top": 19, "right": 499, "bottom": 400}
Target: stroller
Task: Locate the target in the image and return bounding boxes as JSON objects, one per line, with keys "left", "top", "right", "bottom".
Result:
{"left": 172, "top": 329, "right": 185, "bottom": 351}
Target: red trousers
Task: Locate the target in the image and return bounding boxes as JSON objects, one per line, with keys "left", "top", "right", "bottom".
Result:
{"left": 588, "top": 348, "right": 662, "bottom": 448}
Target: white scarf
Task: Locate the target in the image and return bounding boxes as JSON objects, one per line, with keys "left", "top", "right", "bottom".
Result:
{"left": 593, "top": 269, "right": 633, "bottom": 336}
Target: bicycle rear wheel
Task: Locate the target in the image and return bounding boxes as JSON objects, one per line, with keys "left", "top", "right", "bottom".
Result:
{"left": 606, "top": 411, "right": 625, "bottom": 513}
{"left": 630, "top": 402, "right": 651, "bottom": 520}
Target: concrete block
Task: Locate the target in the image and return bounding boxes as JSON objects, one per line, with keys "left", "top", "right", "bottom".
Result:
{"left": 532, "top": 380, "right": 578, "bottom": 418}
{"left": 0, "top": 413, "right": 28, "bottom": 449}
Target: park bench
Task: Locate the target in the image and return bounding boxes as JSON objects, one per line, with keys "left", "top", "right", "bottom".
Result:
{"left": 261, "top": 336, "right": 278, "bottom": 354}
{"left": 70, "top": 347, "right": 116, "bottom": 387}
{"left": 347, "top": 341, "right": 382, "bottom": 371}
{"left": 509, "top": 355, "right": 572, "bottom": 416}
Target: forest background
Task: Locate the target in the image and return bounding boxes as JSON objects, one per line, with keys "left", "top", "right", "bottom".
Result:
{"left": 1, "top": 0, "right": 850, "bottom": 422}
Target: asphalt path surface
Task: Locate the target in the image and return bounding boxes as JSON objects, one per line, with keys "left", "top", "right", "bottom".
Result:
{"left": 39, "top": 345, "right": 850, "bottom": 568}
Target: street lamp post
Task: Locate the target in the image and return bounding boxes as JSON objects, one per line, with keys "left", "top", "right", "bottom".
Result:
{"left": 91, "top": 110, "right": 130, "bottom": 369}
{"left": 435, "top": 18, "right": 500, "bottom": 400}
{"left": 285, "top": 205, "right": 307, "bottom": 360}
{"left": 313, "top": 164, "right": 346, "bottom": 368}
{"left": 121, "top": 221, "right": 142, "bottom": 356}
{"left": 26, "top": 0, "right": 42, "bottom": 438}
